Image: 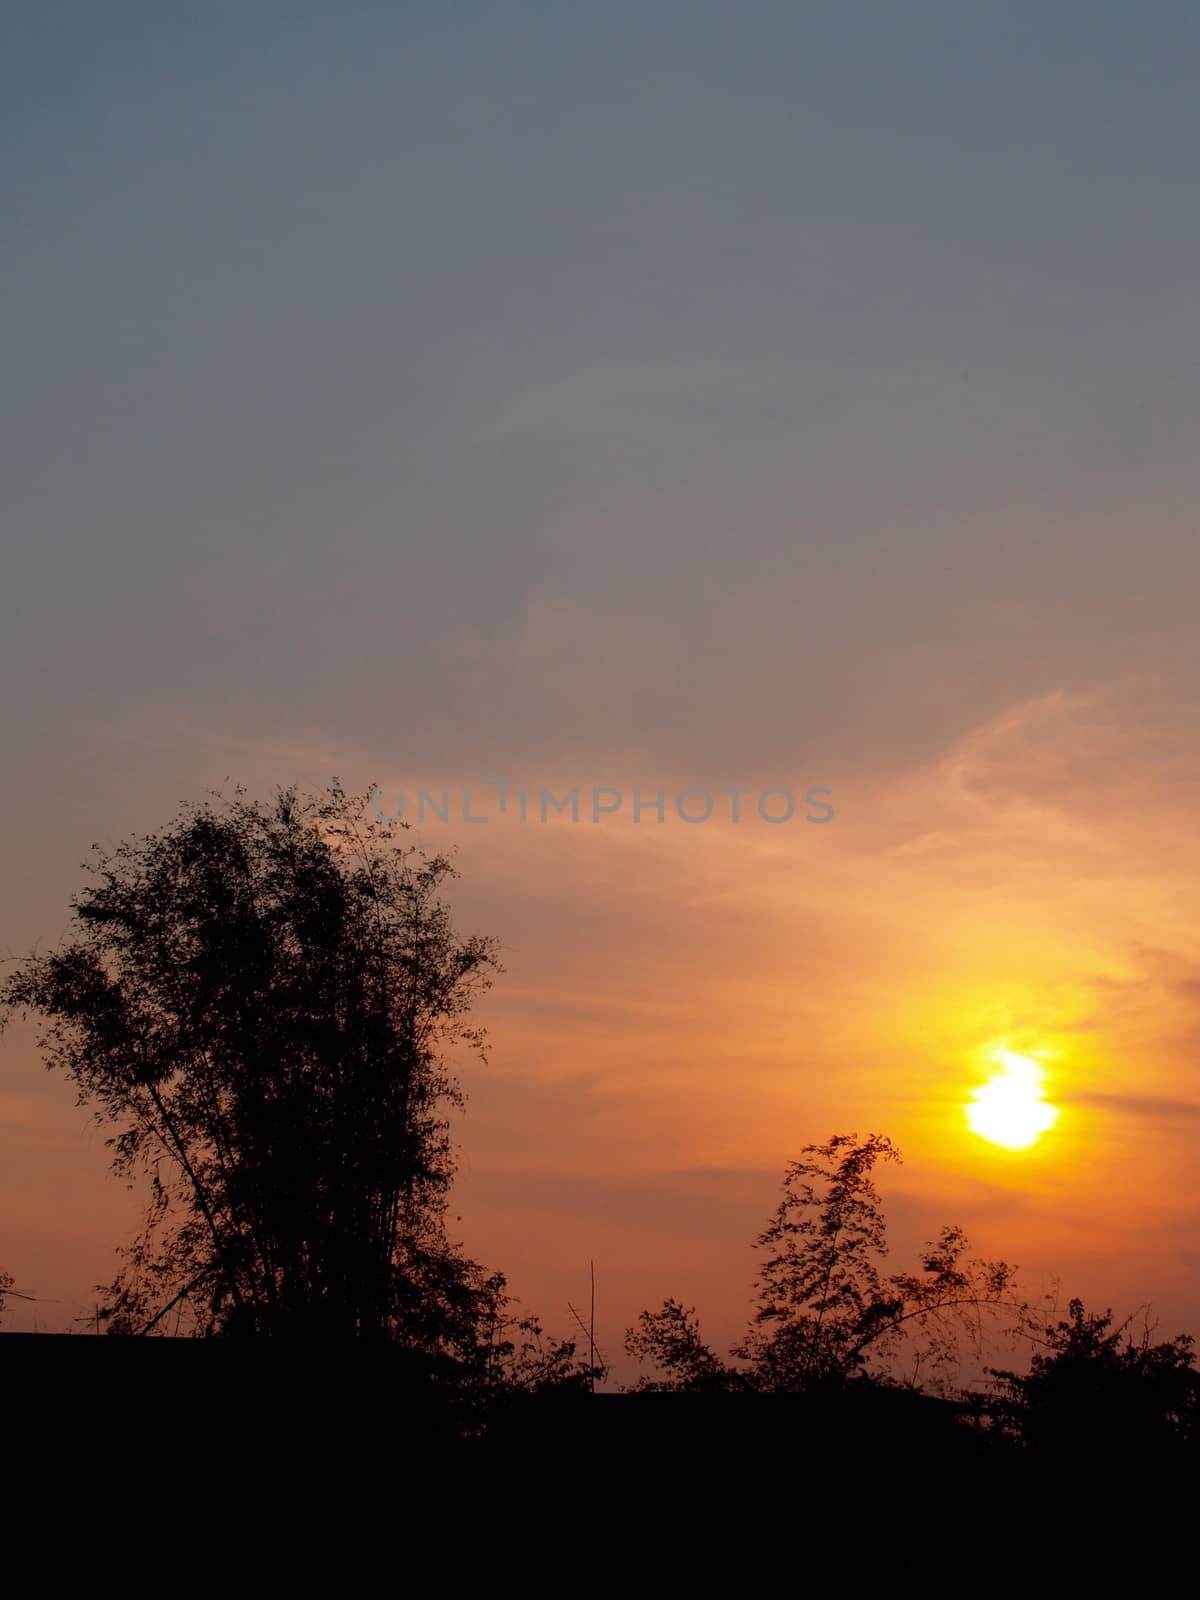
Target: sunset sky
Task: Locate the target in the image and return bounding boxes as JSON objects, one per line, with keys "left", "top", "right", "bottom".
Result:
{"left": 4, "top": 4, "right": 1200, "bottom": 1373}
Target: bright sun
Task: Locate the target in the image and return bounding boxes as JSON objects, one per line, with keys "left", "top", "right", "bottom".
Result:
{"left": 966, "top": 1049, "right": 1059, "bottom": 1151}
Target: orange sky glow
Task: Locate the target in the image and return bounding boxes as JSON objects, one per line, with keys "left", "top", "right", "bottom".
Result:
{"left": 6, "top": 683, "right": 1199, "bottom": 1378}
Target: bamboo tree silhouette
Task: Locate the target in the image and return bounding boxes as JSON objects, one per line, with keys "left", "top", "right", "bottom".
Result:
{"left": 2, "top": 783, "right": 508, "bottom": 1351}
{"left": 628, "top": 1134, "right": 1033, "bottom": 1392}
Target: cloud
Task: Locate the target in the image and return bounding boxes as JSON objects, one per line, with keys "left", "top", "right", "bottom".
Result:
{"left": 462, "top": 1166, "right": 770, "bottom": 1237}
{"left": 1064, "top": 1091, "right": 1200, "bottom": 1122}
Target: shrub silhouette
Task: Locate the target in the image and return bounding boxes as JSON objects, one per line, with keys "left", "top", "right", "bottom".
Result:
{"left": 990, "top": 1299, "right": 1199, "bottom": 1458}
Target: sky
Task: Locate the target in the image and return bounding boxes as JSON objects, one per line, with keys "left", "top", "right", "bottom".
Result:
{"left": 3, "top": 3, "right": 1200, "bottom": 1373}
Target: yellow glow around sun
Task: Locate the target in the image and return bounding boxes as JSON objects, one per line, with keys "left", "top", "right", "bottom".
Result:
{"left": 966, "top": 1049, "right": 1059, "bottom": 1151}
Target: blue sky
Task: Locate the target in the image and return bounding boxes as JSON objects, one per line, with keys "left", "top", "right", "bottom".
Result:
{"left": 6, "top": 3, "right": 1199, "bottom": 791}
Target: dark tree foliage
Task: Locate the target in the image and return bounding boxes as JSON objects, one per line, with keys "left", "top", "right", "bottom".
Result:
{"left": 625, "top": 1299, "right": 735, "bottom": 1393}
{"left": 1, "top": 783, "right": 573, "bottom": 1381}
{"left": 628, "top": 1134, "right": 1026, "bottom": 1392}
{"left": 990, "top": 1299, "right": 1199, "bottom": 1456}
{"left": 737, "top": 1133, "right": 902, "bottom": 1385}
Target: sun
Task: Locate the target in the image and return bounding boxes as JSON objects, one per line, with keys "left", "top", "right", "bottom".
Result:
{"left": 966, "top": 1049, "right": 1059, "bottom": 1151}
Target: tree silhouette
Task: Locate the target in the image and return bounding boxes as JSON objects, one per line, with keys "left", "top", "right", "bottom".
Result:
{"left": 625, "top": 1298, "right": 735, "bottom": 1392}
{"left": 990, "top": 1299, "right": 1199, "bottom": 1457}
{"left": 628, "top": 1134, "right": 1027, "bottom": 1391}
{"left": 737, "top": 1132, "right": 901, "bottom": 1384}
{"left": 1, "top": 783, "right": 518, "bottom": 1356}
